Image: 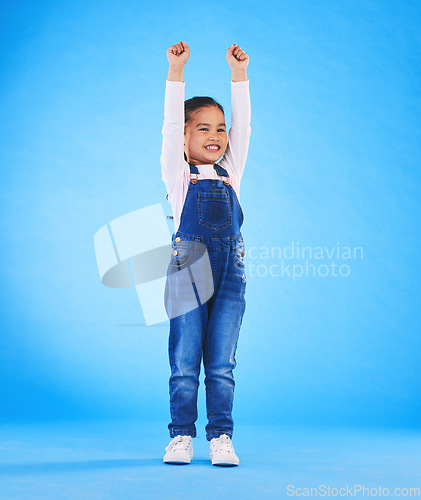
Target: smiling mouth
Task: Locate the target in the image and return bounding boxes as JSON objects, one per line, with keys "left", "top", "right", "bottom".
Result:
{"left": 204, "top": 145, "right": 221, "bottom": 152}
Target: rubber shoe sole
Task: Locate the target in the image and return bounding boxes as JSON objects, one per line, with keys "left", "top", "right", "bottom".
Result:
{"left": 211, "top": 453, "right": 240, "bottom": 466}
{"left": 163, "top": 452, "right": 192, "bottom": 464}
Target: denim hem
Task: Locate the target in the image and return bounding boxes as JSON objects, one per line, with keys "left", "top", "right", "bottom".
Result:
{"left": 206, "top": 430, "right": 233, "bottom": 441}
{"left": 170, "top": 430, "right": 197, "bottom": 438}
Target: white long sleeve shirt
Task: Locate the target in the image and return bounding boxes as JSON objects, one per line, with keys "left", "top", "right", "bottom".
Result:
{"left": 161, "top": 79, "right": 251, "bottom": 234}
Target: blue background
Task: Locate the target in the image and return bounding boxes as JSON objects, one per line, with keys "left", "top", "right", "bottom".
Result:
{"left": 1, "top": 0, "right": 420, "bottom": 430}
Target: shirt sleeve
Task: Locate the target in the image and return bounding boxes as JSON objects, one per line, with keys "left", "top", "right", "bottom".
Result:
{"left": 222, "top": 80, "right": 251, "bottom": 187}
{"left": 160, "top": 80, "right": 188, "bottom": 196}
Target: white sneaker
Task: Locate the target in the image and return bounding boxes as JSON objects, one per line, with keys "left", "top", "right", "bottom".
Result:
{"left": 210, "top": 434, "right": 239, "bottom": 466}
{"left": 163, "top": 435, "right": 193, "bottom": 464}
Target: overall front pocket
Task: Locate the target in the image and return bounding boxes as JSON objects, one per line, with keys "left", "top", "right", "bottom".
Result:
{"left": 197, "top": 191, "right": 232, "bottom": 230}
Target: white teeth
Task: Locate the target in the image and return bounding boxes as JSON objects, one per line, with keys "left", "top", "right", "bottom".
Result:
{"left": 205, "top": 146, "right": 219, "bottom": 150}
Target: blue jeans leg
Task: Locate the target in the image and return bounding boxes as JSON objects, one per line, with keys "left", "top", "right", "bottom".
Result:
{"left": 203, "top": 250, "right": 246, "bottom": 441}
{"left": 168, "top": 301, "right": 208, "bottom": 438}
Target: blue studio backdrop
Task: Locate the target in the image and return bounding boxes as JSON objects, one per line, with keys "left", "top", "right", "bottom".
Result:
{"left": 0, "top": 0, "right": 420, "bottom": 429}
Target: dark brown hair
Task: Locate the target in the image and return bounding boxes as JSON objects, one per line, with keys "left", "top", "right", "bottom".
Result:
{"left": 184, "top": 96, "right": 224, "bottom": 125}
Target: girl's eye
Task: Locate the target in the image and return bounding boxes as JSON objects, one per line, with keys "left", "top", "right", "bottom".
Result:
{"left": 199, "top": 128, "right": 226, "bottom": 132}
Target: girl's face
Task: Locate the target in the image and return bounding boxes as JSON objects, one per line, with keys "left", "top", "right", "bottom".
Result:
{"left": 184, "top": 106, "right": 227, "bottom": 166}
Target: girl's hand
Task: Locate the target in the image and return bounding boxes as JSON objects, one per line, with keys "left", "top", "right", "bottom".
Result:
{"left": 167, "top": 41, "right": 190, "bottom": 68}
{"left": 226, "top": 44, "right": 249, "bottom": 71}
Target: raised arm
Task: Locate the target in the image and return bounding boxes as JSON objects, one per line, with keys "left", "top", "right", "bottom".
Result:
{"left": 161, "top": 42, "right": 190, "bottom": 193}
{"left": 223, "top": 44, "right": 251, "bottom": 184}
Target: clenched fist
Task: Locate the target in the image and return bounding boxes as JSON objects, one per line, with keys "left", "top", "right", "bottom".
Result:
{"left": 226, "top": 44, "right": 249, "bottom": 71}
{"left": 167, "top": 41, "right": 190, "bottom": 68}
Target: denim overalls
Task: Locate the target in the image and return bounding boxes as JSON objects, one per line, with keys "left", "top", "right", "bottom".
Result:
{"left": 164, "top": 162, "right": 246, "bottom": 441}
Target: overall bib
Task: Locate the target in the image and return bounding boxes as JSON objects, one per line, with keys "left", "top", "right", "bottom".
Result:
{"left": 165, "top": 162, "right": 247, "bottom": 441}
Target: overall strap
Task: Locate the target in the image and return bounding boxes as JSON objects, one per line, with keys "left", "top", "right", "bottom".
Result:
{"left": 189, "top": 163, "right": 200, "bottom": 174}
{"left": 213, "top": 163, "right": 229, "bottom": 177}
{"left": 213, "top": 163, "right": 230, "bottom": 186}
{"left": 189, "top": 163, "right": 200, "bottom": 184}
{"left": 188, "top": 162, "right": 230, "bottom": 185}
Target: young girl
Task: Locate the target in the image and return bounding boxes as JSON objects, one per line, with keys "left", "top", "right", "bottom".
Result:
{"left": 161, "top": 41, "right": 250, "bottom": 466}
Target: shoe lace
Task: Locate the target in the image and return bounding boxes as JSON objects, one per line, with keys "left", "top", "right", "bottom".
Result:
{"left": 165, "top": 435, "right": 191, "bottom": 453}
{"left": 211, "top": 434, "right": 235, "bottom": 454}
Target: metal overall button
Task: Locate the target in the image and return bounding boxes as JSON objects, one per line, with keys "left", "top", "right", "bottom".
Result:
{"left": 169, "top": 240, "right": 195, "bottom": 268}
{"left": 197, "top": 190, "right": 232, "bottom": 230}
